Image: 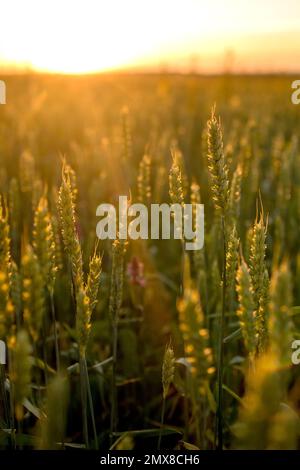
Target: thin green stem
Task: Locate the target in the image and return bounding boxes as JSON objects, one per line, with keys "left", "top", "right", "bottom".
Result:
{"left": 158, "top": 397, "right": 166, "bottom": 450}
{"left": 79, "top": 353, "right": 89, "bottom": 448}
{"left": 110, "top": 319, "right": 118, "bottom": 446}
{"left": 50, "top": 291, "right": 60, "bottom": 372}
{"left": 216, "top": 215, "right": 227, "bottom": 450}
{"left": 83, "top": 357, "right": 98, "bottom": 449}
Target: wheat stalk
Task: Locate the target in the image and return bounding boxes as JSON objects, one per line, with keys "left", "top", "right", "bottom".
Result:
{"left": 158, "top": 342, "right": 175, "bottom": 450}
{"left": 207, "top": 106, "right": 229, "bottom": 449}
{"left": 58, "top": 164, "right": 83, "bottom": 290}
{"left": 109, "top": 238, "right": 127, "bottom": 443}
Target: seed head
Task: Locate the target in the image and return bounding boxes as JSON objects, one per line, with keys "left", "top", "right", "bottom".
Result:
{"left": 207, "top": 108, "right": 229, "bottom": 213}
{"left": 162, "top": 343, "right": 175, "bottom": 399}
{"left": 236, "top": 257, "right": 257, "bottom": 358}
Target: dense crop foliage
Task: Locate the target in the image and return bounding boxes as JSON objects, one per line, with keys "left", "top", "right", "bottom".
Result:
{"left": 0, "top": 74, "right": 299, "bottom": 449}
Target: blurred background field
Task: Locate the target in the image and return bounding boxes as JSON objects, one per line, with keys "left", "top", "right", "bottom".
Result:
{"left": 0, "top": 73, "right": 300, "bottom": 449}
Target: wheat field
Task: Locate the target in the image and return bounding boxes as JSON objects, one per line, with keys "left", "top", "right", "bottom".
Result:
{"left": 0, "top": 73, "right": 299, "bottom": 450}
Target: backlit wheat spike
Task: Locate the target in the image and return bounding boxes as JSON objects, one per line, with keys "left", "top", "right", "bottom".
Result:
{"left": 0, "top": 270, "right": 15, "bottom": 339}
{"left": 9, "top": 330, "right": 33, "bottom": 422}
{"left": 158, "top": 341, "right": 176, "bottom": 450}
{"left": 33, "top": 196, "right": 57, "bottom": 292}
{"left": 19, "top": 150, "right": 35, "bottom": 193}
{"left": 76, "top": 284, "right": 92, "bottom": 357}
{"left": 58, "top": 166, "right": 83, "bottom": 289}
{"left": 63, "top": 161, "right": 78, "bottom": 203}
{"left": 162, "top": 343, "right": 175, "bottom": 400}
{"left": 171, "top": 146, "right": 188, "bottom": 198}
{"left": 249, "top": 210, "right": 268, "bottom": 310}
{"left": 21, "top": 246, "right": 45, "bottom": 342}
{"left": 227, "top": 164, "right": 242, "bottom": 226}
{"left": 236, "top": 257, "right": 257, "bottom": 359}
{"left": 226, "top": 225, "right": 240, "bottom": 292}
{"left": 0, "top": 197, "right": 11, "bottom": 269}
{"left": 268, "top": 261, "right": 294, "bottom": 365}
{"left": 169, "top": 150, "right": 184, "bottom": 206}
{"left": 86, "top": 250, "right": 102, "bottom": 312}
{"left": 256, "top": 268, "right": 269, "bottom": 354}
{"left": 137, "top": 154, "right": 151, "bottom": 204}
{"left": 207, "top": 108, "right": 229, "bottom": 213}
{"left": 249, "top": 208, "right": 270, "bottom": 351}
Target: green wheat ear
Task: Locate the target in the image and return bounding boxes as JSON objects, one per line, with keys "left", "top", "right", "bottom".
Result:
{"left": 33, "top": 195, "right": 57, "bottom": 292}
{"left": 249, "top": 204, "right": 270, "bottom": 353}
{"left": 236, "top": 255, "right": 257, "bottom": 360}
{"left": 58, "top": 163, "right": 83, "bottom": 290}
{"left": 162, "top": 342, "right": 175, "bottom": 400}
{"left": 169, "top": 148, "right": 184, "bottom": 206}
{"left": 227, "top": 164, "right": 242, "bottom": 228}
{"left": 207, "top": 107, "right": 229, "bottom": 214}
{"left": 86, "top": 249, "right": 102, "bottom": 312}
{"left": 226, "top": 224, "right": 240, "bottom": 292}
{"left": 76, "top": 284, "right": 92, "bottom": 357}
{"left": 249, "top": 208, "right": 268, "bottom": 310}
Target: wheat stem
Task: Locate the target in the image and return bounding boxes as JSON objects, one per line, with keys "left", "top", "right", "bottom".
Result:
{"left": 79, "top": 354, "right": 89, "bottom": 448}
{"left": 216, "top": 214, "right": 227, "bottom": 450}
{"left": 158, "top": 397, "right": 166, "bottom": 451}
{"left": 50, "top": 291, "right": 60, "bottom": 372}
{"left": 83, "top": 356, "right": 98, "bottom": 448}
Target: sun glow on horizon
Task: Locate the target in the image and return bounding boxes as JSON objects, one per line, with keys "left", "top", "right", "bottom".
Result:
{"left": 1, "top": 0, "right": 300, "bottom": 74}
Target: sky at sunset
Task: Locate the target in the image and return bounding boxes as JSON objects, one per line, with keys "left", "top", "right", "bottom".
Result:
{"left": 0, "top": 0, "right": 300, "bottom": 74}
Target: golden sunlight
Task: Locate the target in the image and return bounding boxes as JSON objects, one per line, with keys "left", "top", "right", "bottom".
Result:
{"left": 0, "top": 0, "right": 300, "bottom": 73}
